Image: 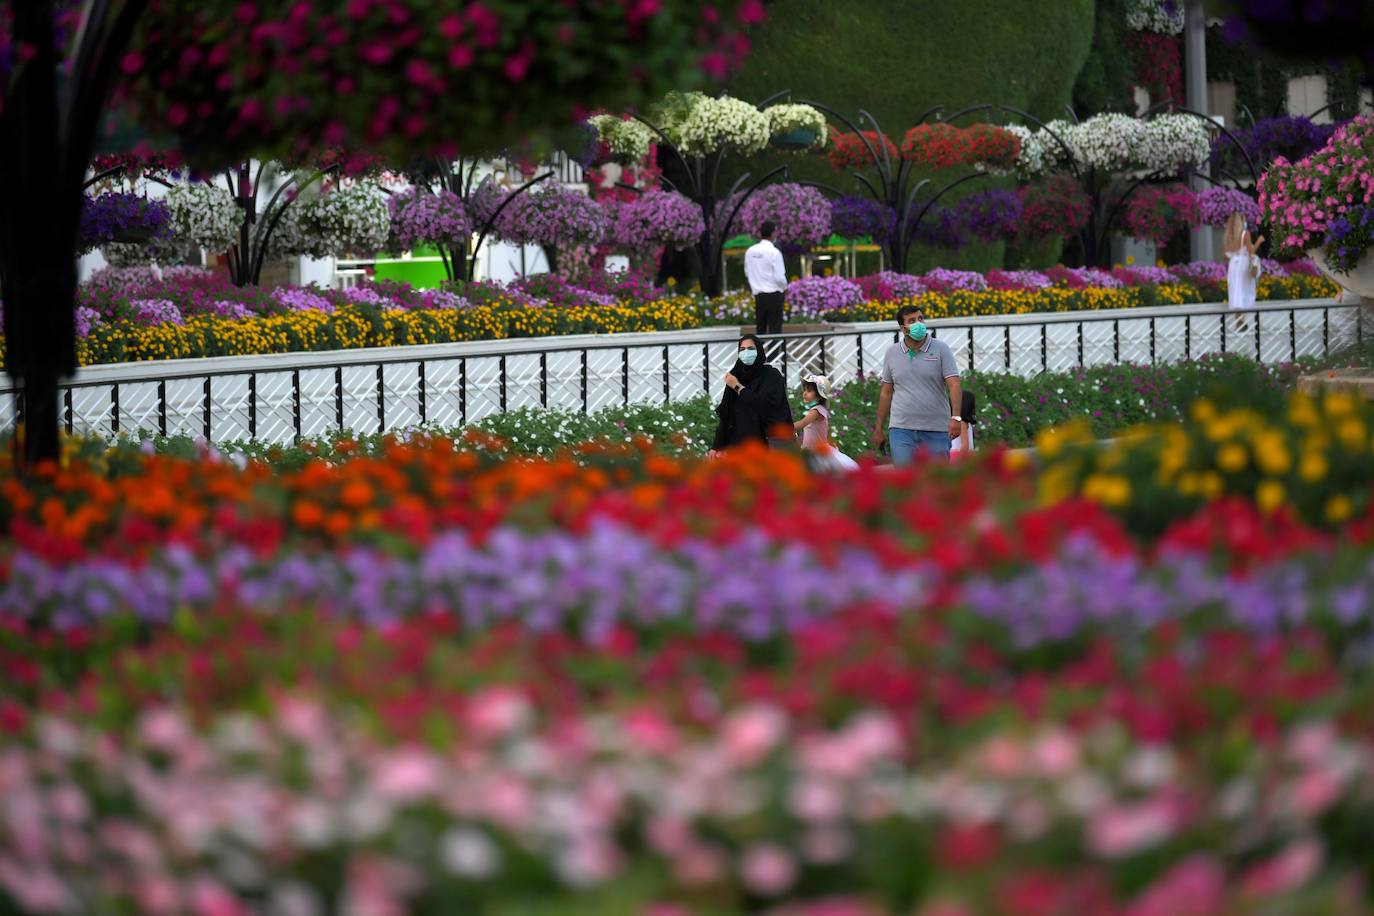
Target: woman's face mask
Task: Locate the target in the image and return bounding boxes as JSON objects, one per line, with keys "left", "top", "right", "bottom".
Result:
{"left": 906, "top": 321, "right": 927, "bottom": 341}
{"left": 739, "top": 348, "right": 758, "bottom": 366}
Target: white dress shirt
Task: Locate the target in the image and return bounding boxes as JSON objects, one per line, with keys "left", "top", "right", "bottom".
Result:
{"left": 744, "top": 239, "right": 787, "bottom": 294}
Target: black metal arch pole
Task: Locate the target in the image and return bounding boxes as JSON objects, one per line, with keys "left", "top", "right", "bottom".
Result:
{"left": 2, "top": 0, "right": 149, "bottom": 469}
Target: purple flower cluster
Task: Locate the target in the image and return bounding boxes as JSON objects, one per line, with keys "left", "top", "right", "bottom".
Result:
{"left": 79, "top": 267, "right": 269, "bottom": 321}
{"left": 75, "top": 306, "right": 102, "bottom": 339}
{"left": 6, "top": 521, "right": 1374, "bottom": 644}
{"left": 963, "top": 539, "right": 1374, "bottom": 647}
{"left": 1168, "top": 260, "right": 1227, "bottom": 283}
{"left": 737, "top": 183, "right": 832, "bottom": 254}
{"left": 829, "top": 196, "right": 893, "bottom": 242}
{"left": 1210, "top": 115, "right": 1338, "bottom": 177}
{"left": 854, "top": 271, "right": 924, "bottom": 300}
{"left": 608, "top": 189, "right": 704, "bottom": 252}
{"left": 1, "top": 523, "right": 928, "bottom": 638}
{"left": 511, "top": 272, "right": 617, "bottom": 308}
{"left": 469, "top": 178, "right": 509, "bottom": 228}
{"left": 1112, "top": 265, "right": 1177, "bottom": 285}
{"left": 910, "top": 207, "right": 967, "bottom": 249}
{"left": 204, "top": 300, "right": 253, "bottom": 320}
{"left": 1197, "top": 187, "right": 1261, "bottom": 228}
{"left": 272, "top": 286, "right": 336, "bottom": 314}
{"left": 921, "top": 268, "right": 989, "bottom": 293}
{"left": 956, "top": 188, "right": 1023, "bottom": 244}
{"left": 79, "top": 193, "right": 172, "bottom": 255}
{"left": 497, "top": 186, "right": 607, "bottom": 249}
{"left": 130, "top": 299, "right": 184, "bottom": 326}
{"left": 985, "top": 269, "right": 1053, "bottom": 290}
{"left": 784, "top": 275, "right": 865, "bottom": 320}
{"left": 388, "top": 188, "right": 472, "bottom": 251}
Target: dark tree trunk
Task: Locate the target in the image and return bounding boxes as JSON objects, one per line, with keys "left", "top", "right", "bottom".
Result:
{"left": 1, "top": 0, "right": 78, "bottom": 468}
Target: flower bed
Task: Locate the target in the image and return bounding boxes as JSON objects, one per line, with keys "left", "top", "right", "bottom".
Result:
{"left": 4, "top": 384, "right": 1374, "bottom": 912}
{"left": 0, "top": 263, "right": 1338, "bottom": 367}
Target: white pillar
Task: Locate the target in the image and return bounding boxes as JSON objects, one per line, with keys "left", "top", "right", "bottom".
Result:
{"left": 1185, "top": 0, "right": 1214, "bottom": 262}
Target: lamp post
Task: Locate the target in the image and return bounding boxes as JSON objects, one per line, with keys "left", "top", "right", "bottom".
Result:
{"left": 1185, "top": 0, "right": 1214, "bottom": 263}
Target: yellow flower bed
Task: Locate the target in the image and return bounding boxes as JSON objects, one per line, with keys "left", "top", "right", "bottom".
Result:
{"left": 1034, "top": 389, "right": 1374, "bottom": 533}
{"left": 57, "top": 296, "right": 704, "bottom": 366}
{"left": 0, "top": 274, "right": 1343, "bottom": 368}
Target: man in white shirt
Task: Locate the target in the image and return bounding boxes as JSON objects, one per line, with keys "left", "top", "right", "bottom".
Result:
{"left": 743, "top": 220, "right": 787, "bottom": 335}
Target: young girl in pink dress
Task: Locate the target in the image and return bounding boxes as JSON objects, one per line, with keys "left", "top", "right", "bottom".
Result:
{"left": 794, "top": 374, "right": 858, "bottom": 470}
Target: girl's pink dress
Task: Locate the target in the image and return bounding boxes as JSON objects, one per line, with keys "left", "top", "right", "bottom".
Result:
{"left": 801, "top": 403, "right": 858, "bottom": 470}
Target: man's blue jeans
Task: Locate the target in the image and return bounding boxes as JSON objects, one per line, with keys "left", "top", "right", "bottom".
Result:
{"left": 889, "top": 427, "right": 950, "bottom": 466}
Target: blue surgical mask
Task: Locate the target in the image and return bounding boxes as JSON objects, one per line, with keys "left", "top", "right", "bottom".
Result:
{"left": 906, "top": 322, "right": 927, "bottom": 341}
{"left": 739, "top": 349, "right": 758, "bottom": 366}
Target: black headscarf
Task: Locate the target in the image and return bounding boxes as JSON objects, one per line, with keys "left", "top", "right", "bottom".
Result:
{"left": 730, "top": 333, "right": 767, "bottom": 384}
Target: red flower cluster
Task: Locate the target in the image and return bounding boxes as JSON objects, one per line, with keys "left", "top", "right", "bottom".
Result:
{"left": 901, "top": 123, "right": 1021, "bottom": 171}
{"left": 1016, "top": 175, "right": 1092, "bottom": 245}
{"left": 1126, "top": 31, "right": 1183, "bottom": 109}
{"left": 1123, "top": 184, "right": 1200, "bottom": 247}
{"left": 826, "top": 129, "right": 899, "bottom": 171}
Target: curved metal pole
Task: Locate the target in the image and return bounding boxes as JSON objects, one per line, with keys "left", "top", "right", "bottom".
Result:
{"left": 1237, "top": 103, "right": 1257, "bottom": 127}
{"left": 249, "top": 165, "right": 340, "bottom": 283}
{"left": 794, "top": 179, "right": 847, "bottom": 198}
{"left": 1096, "top": 171, "right": 1169, "bottom": 261}
{"left": 799, "top": 100, "right": 894, "bottom": 195}
{"left": 911, "top": 173, "right": 983, "bottom": 225}
{"left": 916, "top": 105, "right": 944, "bottom": 125}
{"left": 1063, "top": 104, "right": 1081, "bottom": 124}
{"left": 998, "top": 104, "right": 1082, "bottom": 180}
{"left": 899, "top": 177, "right": 934, "bottom": 225}
{"left": 1307, "top": 102, "right": 1336, "bottom": 121}
{"left": 939, "top": 103, "right": 996, "bottom": 124}
{"left": 1140, "top": 98, "right": 1174, "bottom": 119}
{"left": 714, "top": 165, "right": 790, "bottom": 264}
{"left": 857, "top": 108, "right": 895, "bottom": 185}
{"left": 851, "top": 171, "right": 882, "bottom": 201}
{"left": 756, "top": 89, "right": 792, "bottom": 109}
{"left": 625, "top": 111, "right": 699, "bottom": 198}
{"left": 469, "top": 171, "right": 555, "bottom": 276}
{"left": 1170, "top": 106, "right": 1258, "bottom": 185}
{"left": 712, "top": 169, "right": 756, "bottom": 241}
{"left": 82, "top": 165, "right": 125, "bottom": 190}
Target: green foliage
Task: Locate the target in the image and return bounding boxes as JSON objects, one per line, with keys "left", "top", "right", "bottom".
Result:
{"left": 1073, "top": 0, "right": 1135, "bottom": 115}
{"left": 721, "top": 0, "right": 1095, "bottom": 268}
{"left": 1206, "top": 24, "right": 1370, "bottom": 123}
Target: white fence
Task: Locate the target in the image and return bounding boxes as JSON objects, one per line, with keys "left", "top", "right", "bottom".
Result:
{"left": 1, "top": 298, "right": 1362, "bottom": 445}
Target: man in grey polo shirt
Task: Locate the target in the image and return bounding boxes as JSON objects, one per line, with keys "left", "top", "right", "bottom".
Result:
{"left": 870, "top": 305, "right": 962, "bottom": 465}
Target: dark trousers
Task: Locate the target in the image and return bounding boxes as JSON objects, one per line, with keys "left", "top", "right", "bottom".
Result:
{"left": 754, "top": 291, "right": 784, "bottom": 335}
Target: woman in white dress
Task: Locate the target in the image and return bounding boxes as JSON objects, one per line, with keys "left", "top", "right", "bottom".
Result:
{"left": 1224, "top": 211, "right": 1264, "bottom": 332}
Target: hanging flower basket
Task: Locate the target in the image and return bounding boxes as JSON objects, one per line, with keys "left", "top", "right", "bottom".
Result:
{"left": 1307, "top": 246, "right": 1374, "bottom": 300}
{"left": 109, "top": 224, "right": 161, "bottom": 245}
{"left": 770, "top": 127, "right": 820, "bottom": 151}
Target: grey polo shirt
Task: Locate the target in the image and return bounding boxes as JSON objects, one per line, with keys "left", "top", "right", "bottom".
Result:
{"left": 880, "top": 336, "right": 960, "bottom": 431}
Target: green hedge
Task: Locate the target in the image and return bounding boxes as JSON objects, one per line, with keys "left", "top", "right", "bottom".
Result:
{"left": 721, "top": 0, "right": 1095, "bottom": 274}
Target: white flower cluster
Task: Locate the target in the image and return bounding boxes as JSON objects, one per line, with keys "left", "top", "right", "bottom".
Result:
{"left": 588, "top": 114, "right": 655, "bottom": 162}
{"left": 764, "top": 103, "right": 828, "bottom": 148}
{"left": 1013, "top": 113, "right": 1212, "bottom": 177}
{"left": 1004, "top": 124, "right": 1048, "bottom": 179}
{"left": 664, "top": 93, "right": 770, "bottom": 158}
{"left": 166, "top": 183, "right": 241, "bottom": 255}
{"left": 1125, "top": 0, "right": 1184, "bottom": 34}
{"left": 1133, "top": 113, "right": 1211, "bottom": 173}
{"left": 277, "top": 183, "right": 391, "bottom": 259}
{"left": 1069, "top": 113, "right": 1145, "bottom": 172}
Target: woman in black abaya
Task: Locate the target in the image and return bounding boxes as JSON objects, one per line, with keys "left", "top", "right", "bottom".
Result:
{"left": 708, "top": 334, "right": 795, "bottom": 456}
